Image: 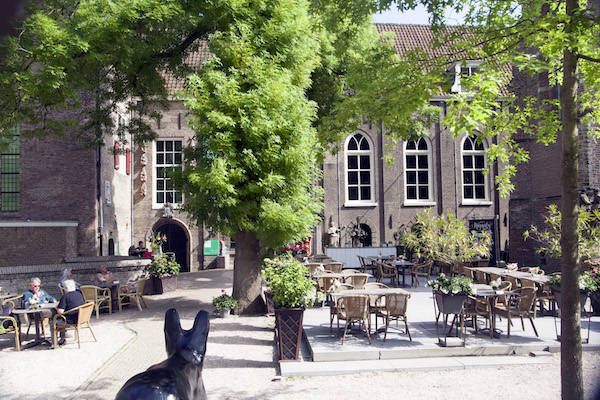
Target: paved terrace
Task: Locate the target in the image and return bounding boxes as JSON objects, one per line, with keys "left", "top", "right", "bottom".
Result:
{"left": 1, "top": 270, "right": 600, "bottom": 400}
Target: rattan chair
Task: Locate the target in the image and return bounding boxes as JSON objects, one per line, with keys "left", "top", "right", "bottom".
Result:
{"left": 305, "top": 263, "right": 322, "bottom": 276}
{"left": 345, "top": 273, "right": 370, "bottom": 290}
{"left": 52, "top": 302, "right": 97, "bottom": 349}
{"left": 493, "top": 287, "right": 539, "bottom": 337}
{"left": 325, "top": 262, "right": 343, "bottom": 273}
{"left": 80, "top": 285, "right": 112, "bottom": 319}
{"left": 375, "top": 261, "right": 398, "bottom": 286}
{"left": 410, "top": 261, "right": 433, "bottom": 287}
{"left": 374, "top": 293, "right": 412, "bottom": 341}
{"left": 329, "top": 284, "right": 354, "bottom": 332}
{"left": 317, "top": 276, "right": 339, "bottom": 308}
{"left": 118, "top": 279, "right": 148, "bottom": 312}
{"left": 464, "top": 295, "right": 493, "bottom": 336}
{"left": 0, "top": 299, "right": 20, "bottom": 351}
{"left": 335, "top": 295, "right": 371, "bottom": 344}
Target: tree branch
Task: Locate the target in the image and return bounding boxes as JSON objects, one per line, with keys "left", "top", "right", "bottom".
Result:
{"left": 578, "top": 53, "right": 600, "bottom": 63}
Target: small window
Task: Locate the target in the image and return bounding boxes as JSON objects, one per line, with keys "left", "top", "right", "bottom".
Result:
{"left": 404, "top": 137, "right": 433, "bottom": 204}
{"left": 344, "top": 133, "right": 375, "bottom": 205}
{"left": 461, "top": 136, "right": 488, "bottom": 202}
{"left": 154, "top": 139, "right": 183, "bottom": 208}
{"left": 0, "top": 125, "right": 20, "bottom": 212}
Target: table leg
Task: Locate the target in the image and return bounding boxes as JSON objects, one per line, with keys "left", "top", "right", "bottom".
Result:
{"left": 34, "top": 313, "right": 41, "bottom": 342}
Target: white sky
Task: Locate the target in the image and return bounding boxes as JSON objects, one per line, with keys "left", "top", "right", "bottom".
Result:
{"left": 372, "top": 5, "right": 465, "bottom": 25}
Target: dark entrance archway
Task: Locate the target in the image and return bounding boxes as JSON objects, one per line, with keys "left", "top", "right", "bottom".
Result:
{"left": 359, "top": 224, "right": 372, "bottom": 247}
{"left": 155, "top": 221, "right": 189, "bottom": 272}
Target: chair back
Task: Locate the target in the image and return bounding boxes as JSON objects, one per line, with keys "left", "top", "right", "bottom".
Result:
{"left": 77, "top": 302, "right": 95, "bottom": 325}
{"left": 506, "top": 263, "right": 518, "bottom": 271}
{"left": 477, "top": 259, "right": 490, "bottom": 267}
{"left": 364, "top": 282, "right": 389, "bottom": 290}
{"left": 58, "top": 284, "right": 65, "bottom": 296}
{"left": 347, "top": 274, "right": 369, "bottom": 290}
{"left": 519, "top": 278, "right": 535, "bottom": 289}
{"left": 498, "top": 281, "right": 511, "bottom": 291}
{"left": 505, "top": 275, "right": 519, "bottom": 288}
{"left": 318, "top": 276, "right": 339, "bottom": 293}
{"left": 465, "top": 268, "right": 475, "bottom": 281}
{"left": 305, "top": 263, "right": 322, "bottom": 276}
{"left": 325, "top": 262, "right": 343, "bottom": 273}
{"left": 334, "top": 283, "right": 354, "bottom": 292}
{"left": 357, "top": 256, "right": 366, "bottom": 269}
{"left": 516, "top": 287, "right": 537, "bottom": 312}
{"left": 474, "top": 270, "right": 487, "bottom": 284}
{"left": 339, "top": 296, "right": 368, "bottom": 319}
{"left": 384, "top": 293, "right": 409, "bottom": 316}
{"left": 80, "top": 285, "right": 99, "bottom": 302}
{"left": 135, "top": 279, "right": 146, "bottom": 294}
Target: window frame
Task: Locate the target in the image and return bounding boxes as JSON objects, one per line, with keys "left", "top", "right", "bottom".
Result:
{"left": 0, "top": 126, "right": 20, "bottom": 212}
{"left": 152, "top": 139, "right": 184, "bottom": 210}
{"left": 460, "top": 135, "right": 491, "bottom": 205}
{"left": 343, "top": 133, "right": 376, "bottom": 207}
{"left": 403, "top": 137, "right": 435, "bottom": 206}
{"left": 450, "top": 60, "right": 483, "bottom": 93}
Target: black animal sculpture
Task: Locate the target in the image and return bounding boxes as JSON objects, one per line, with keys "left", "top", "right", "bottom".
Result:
{"left": 115, "top": 309, "right": 209, "bottom": 400}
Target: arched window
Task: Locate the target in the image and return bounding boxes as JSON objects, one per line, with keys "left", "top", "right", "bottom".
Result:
{"left": 344, "top": 133, "right": 375, "bottom": 205}
{"left": 461, "top": 136, "right": 488, "bottom": 202}
{"left": 403, "top": 137, "right": 433, "bottom": 204}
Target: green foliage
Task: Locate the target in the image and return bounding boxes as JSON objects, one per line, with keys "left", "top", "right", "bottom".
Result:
{"left": 547, "top": 272, "right": 599, "bottom": 293}
{"left": 261, "top": 255, "right": 316, "bottom": 309}
{"left": 523, "top": 204, "right": 600, "bottom": 261}
{"left": 147, "top": 253, "right": 180, "bottom": 278}
{"left": 427, "top": 273, "right": 474, "bottom": 296}
{"left": 212, "top": 292, "right": 238, "bottom": 311}
{"left": 178, "top": 0, "right": 323, "bottom": 249}
{"left": 400, "top": 209, "right": 491, "bottom": 264}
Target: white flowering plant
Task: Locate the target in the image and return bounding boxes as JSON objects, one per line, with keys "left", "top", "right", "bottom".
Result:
{"left": 428, "top": 273, "right": 474, "bottom": 296}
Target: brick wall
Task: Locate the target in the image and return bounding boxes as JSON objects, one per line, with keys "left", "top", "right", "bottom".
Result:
{"left": 0, "top": 225, "right": 78, "bottom": 266}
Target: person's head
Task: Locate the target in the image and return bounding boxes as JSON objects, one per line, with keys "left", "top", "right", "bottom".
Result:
{"left": 29, "top": 277, "right": 41, "bottom": 293}
{"left": 138, "top": 241, "right": 144, "bottom": 247}
{"left": 62, "top": 268, "right": 72, "bottom": 280}
{"left": 98, "top": 265, "right": 108, "bottom": 274}
{"left": 62, "top": 279, "right": 76, "bottom": 293}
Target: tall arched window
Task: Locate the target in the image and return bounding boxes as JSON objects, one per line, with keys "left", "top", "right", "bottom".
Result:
{"left": 344, "top": 133, "right": 375, "bottom": 205}
{"left": 461, "top": 136, "right": 488, "bottom": 202}
{"left": 404, "top": 137, "right": 433, "bottom": 204}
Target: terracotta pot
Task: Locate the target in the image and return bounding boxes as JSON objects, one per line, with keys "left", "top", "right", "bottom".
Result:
{"left": 274, "top": 308, "right": 304, "bottom": 361}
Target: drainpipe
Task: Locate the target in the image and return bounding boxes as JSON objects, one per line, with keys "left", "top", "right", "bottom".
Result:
{"left": 336, "top": 151, "right": 341, "bottom": 247}
{"left": 378, "top": 121, "right": 386, "bottom": 245}
{"left": 447, "top": 102, "right": 459, "bottom": 215}
{"left": 97, "top": 144, "right": 104, "bottom": 256}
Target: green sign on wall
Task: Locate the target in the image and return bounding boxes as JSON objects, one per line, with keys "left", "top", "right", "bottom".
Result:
{"left": 204, "top": 240, "right": 219, "bottom": 256}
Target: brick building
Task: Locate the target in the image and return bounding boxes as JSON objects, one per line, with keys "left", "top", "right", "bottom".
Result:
{"left": 1, "top": 24, "right": 512, "bottom": 270}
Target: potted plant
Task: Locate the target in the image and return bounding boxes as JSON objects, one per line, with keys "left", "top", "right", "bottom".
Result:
{"left": 547, "top": 273, "right": 596, "bottom": 311}
{"left": 147, "top": 253, "right": 181, "bottom": 294}
{"left": 428, "top": 273, "right": 474, "bottom": 315}
{"left": 261, "top": 254, "right": 316, "bottom": 361}
{"left": 212, "top": 290, "right": 237, "bottom": 318}
{"left": 583, "top": 259, "right": 600, "bottom": 315}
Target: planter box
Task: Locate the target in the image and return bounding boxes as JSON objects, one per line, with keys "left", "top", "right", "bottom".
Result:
{"left": 434, "top": 292, "right": 466, "bottom": 315}
{"left": 152, "top": 275, "right": 178, "bottom": 294}
{"left": 275, "top": 308, "right": 304, "bottom": 361}
{"left": 551, "top": 288, "right": 588, "bottom": 310}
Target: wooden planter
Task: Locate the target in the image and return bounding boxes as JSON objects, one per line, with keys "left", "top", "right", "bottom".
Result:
{"left": 274, "top": 308, "right": 304, "bottom": 361}
{"left": 434, "top": 292, "right": 467, "bottom": 315}
{"left": 551, "top": 287, "right": 588, "bottom": 310}
{"left": 152, "top": 275, "right": 178, "bottom": 294}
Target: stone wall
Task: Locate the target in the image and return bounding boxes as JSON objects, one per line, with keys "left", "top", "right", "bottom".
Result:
{"left": 0, "top": 257, "right": 151, "bottom": 300}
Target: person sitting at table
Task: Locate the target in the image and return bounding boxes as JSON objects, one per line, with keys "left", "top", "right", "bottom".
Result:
{"left": 23, "top": 277, "right": 56, "bottom": 308}
{"left": 54, "top": 279, "right": 85, "bottom": 346}
{"left": 135, "top": 241, "right": 148, "bottom": 257}
{"left": 60, "top": 268, "right": 81, "bottom": 291}
{"left": 96, "top": 265, "right": 118, "bottom": 286}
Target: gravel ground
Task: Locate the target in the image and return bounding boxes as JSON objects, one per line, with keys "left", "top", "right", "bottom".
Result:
{"left": 2, "top": 269, "right": 599, "bottom": 399}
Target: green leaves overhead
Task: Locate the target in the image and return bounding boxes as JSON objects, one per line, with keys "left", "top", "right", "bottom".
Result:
{"left": 180, "top": 0, "right": 323, "bottom": 249}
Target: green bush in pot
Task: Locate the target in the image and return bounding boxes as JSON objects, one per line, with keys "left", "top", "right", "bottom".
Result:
{"left": 147, "top": 253, "right": 181, "bottom": 278}
{"left": 261, "top": 254, "right": 316, "bottom": 309}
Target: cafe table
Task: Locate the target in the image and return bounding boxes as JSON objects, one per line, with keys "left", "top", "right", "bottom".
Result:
{"left": 470, "top": 284, "right": 517, "bottom": 338}
{"left": 392, "top": 259, "right": 414, "bottom": 287}
{"left": 12, "top": 302, "right": 58, "bottom": 348}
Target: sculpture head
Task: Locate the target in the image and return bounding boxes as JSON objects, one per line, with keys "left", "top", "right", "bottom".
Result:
{"left": 164, "top": 309, "right": 209, "bottom": 367}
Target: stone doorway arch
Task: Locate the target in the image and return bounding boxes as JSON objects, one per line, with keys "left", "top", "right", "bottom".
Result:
{"left": 152, "top": 218, "right": 190, "bottom": 272}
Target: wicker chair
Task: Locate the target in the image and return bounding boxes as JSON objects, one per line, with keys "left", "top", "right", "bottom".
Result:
{"left": 374, "top": 293, "right": 412, "bottom": 341}
{"left": 325, "top": 262, "right": 343, "bottom": 273}
{"left": 345, "top": 274, "right": 370, "bottom": 290}
{"left": 0, "top": 299, "right": 20, "bottom": 351}
{"left": 410, "top": 261, "right": 433, "bottom": 287}
{"left": 52, "top": 302, "right": 97, "bottom": 349}
{"left": 493, "top": 287, "right": 539, "bottom": 337}
{"left": 317, "top": 276, "right": 339, "bottom": 308}
{"left": 474, "top": 270, "right": 488, "bottom": 284}
{"left": 375, "top": 261, "right": 398, "bottom": 287}
{"left": 335, "top": 295, "right": 371, "bottom": 344}
{"left": 464, "top": 295, "right": 493, "bottom": 337}
{"left": 329, "top": 284, "right": 354, "bottom": 332}
{"left": 357, "top": 256, "right": 376, "bottom": 274}
{"left": 80, "top": 285, "right": 112, "bottom": 319}
{"left": 305, "top": 263, "right": 322, "bottom": 276}
{"left": 118, "top": 279, "right": 148, "bottom": 312}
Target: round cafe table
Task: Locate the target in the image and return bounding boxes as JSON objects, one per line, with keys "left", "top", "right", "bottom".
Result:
{"left": 12, "top": 303, "right": 58, "bottom": 349}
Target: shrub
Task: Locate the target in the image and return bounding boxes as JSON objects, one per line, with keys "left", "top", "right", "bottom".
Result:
{"left": 212, "top": 291, "right": 238, "bottom": 311}
{"left": 261, "top": 254, "right": 316, "bottom": 309}
{"left": 428, "top": 273, "right": 474, "bottom": 296}
{"left": 147, "top": 253, "right": 181, "bottom": 278}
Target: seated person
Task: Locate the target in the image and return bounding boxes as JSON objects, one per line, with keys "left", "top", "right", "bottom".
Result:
{"left": 135, "top": 241, "right": 148, "bottom": 257}
{"left": 60, "top": 268, "right": 81, "bottom": 291}
{"left": 54, "top": 279, "right": 85, "bottom": 346}
{"left": 23, "top": 277, "right": 56, "bottom": 308}
{"left": 96, "top": 265, "right": 118, "bottom": 286}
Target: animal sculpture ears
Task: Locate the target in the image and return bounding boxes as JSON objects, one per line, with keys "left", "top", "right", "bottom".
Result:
{"left": 164, "top": 309, "right": 210, "bottom": 366}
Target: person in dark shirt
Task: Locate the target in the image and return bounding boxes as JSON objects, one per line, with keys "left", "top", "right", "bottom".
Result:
{"left": 55, "top": 279, "right": 85, "bottom": 346}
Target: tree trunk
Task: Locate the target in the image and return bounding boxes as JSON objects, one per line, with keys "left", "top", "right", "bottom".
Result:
{"left": 232, "top": 230, "right": 265, "bottom": 315}
{"left": 559, "top": 1, "right": 583, "bottom": 396}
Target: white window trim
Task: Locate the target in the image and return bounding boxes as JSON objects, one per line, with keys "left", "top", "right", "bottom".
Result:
{"left": 460, "top": 136, "right": 490, "bottom": 205}
{"left": 451, "top": 60, "right": 483, "bottom": 94}
{"left": 403, "top": 137, "right": 434, "bottom": 206}
{"left": 152, "top": 139, "right": 184, "bottom": 210}
{"left": 344, "top": 133, "right": 376, "bottom": 206}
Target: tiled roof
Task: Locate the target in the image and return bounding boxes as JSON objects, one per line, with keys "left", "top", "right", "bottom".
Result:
{"left": 165, "top": 23, "right": 511, "bottom": 96}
